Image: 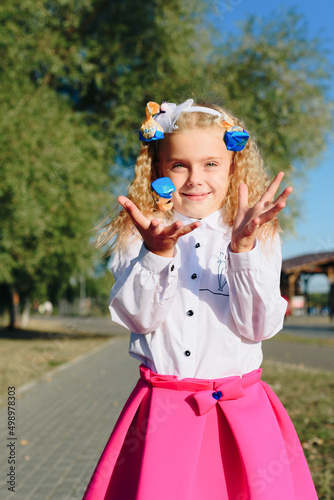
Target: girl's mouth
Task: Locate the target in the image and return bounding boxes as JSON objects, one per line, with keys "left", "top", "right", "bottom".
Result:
{"left": 182, "top": 192, "right": 210, "bottom": 201}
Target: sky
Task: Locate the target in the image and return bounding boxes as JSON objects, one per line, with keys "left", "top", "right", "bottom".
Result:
{"left": 212, "top": 0, "right": 333, "bottom": 291}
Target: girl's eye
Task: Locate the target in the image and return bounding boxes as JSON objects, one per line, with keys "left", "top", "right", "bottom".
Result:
{"left": 171, "top": 163, "right": 186, "bottom": 170}
{"left": 206, "top": 162, "right": 218, "bottom": 167}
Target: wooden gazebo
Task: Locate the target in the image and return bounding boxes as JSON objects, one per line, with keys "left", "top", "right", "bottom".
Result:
{"left": 281, "top": 251, "right": 334, "bottom": 315}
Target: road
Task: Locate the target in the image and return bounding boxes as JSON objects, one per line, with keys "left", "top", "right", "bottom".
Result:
{"left": 28, "top": 315, "right": 334, "bottom": 372}
{"left": 0, "top": 336, "right": 138, "bottom": 500}
{"left": 28, "top": 314, "right": 334, "bottom": 338}
{"left": 0, "top": 316, "right": 332, "bottom": 499}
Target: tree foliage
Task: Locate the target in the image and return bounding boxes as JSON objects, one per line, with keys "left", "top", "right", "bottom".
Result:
{"left": 0, "top": 1, "right": 112, "bottom": 311}
{"left": 0, "top": 0, "right": 212, "bottom": 320}
{"left": 208, "top": 11, "right": 332, "bottom": 178}
{"left": 206, "top": 10, "right": 333, "bottom": 230}
{"left": 0, "top": 1, "right": 332, "bottom": 322}
{"left": 1, "top": 88, "right": 108, "bottom": 296}
{"left": 2, "top": 0, "right": 211, "bottom": 157}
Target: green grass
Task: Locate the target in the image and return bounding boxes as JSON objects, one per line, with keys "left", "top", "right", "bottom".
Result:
{"left": 0, "top": 328, "right": 108, "bottom": 407}
{"left": 262, "top": 361, "right": 334, "bottom": 499}
{"left": 0, "top": 326, "right": 332, "bottom": 498}
{"left": 274, "top": 333, "right": 334, "bottom": 347}
{"left": 47, "top": 359, "right": 67, "bottom": 368}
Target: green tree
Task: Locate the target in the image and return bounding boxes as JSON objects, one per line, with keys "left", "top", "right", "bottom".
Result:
{"left": 206, "top": 10, "right": 333, "bottom": 229}
{"left": 16, "top": 3, "right": 330, "bottom": 222}
{"left": 0, "top": 82, "right": 111, "bottom": 325}
{"left": 0, "top": 4, "right": 112, "bottom": 326}
{"left": 2, "top": 0, "right": 212, "bottom": 155}
{"left": 0, "top": 0, "right": 212, "bottom": 326}
{"left": 0, "top": 2, "right": 332, "bottom": 327}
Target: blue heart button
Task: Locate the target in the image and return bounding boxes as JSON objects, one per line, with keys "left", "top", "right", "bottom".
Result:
{"left": 212, "top": 391, "right": 222, "bottom": 400}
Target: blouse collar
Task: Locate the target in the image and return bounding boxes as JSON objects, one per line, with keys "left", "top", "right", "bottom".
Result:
{"left": 173, "top": 209, "right": 229, "bottom": 234}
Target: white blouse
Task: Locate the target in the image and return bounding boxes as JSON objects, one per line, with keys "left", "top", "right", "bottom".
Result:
{"left": 109, "top": 210, "right": 287, "bottom": 379}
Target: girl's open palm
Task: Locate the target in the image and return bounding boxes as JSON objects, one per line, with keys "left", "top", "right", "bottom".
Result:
{"left": 118, "top": 196, "right": 201, "bottom": 258}
{"left": 231, "top": 172, "right": 293, "bottom": 253}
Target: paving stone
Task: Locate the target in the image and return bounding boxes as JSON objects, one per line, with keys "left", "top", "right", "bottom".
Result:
{"left": 0, "top": 334, "right": 139, "bottom": 499}
{"left": 1, "top": 317, "right": 332, "bottom": 498}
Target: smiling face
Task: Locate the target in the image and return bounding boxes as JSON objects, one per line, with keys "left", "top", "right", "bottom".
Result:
{"left": 157, "top": 126, "right": 233, "bottom": 219}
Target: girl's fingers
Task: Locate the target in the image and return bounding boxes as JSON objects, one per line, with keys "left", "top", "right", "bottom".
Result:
{"left": 257, "top": 201, "right": 286, "bottom": 225}
{"left": 167, "top": 220, "right": 184, "bottom": 233}
{"left": 273, "top": 186, "right": 293, "bottom": 205}
{"left": 117, "top": 196, "right": 150, "bottom": 231}
{"left": 118, "top": 195, "right": 201, "bottom": 245}
{"left": 261, "top": 172, "right": 285, "bottom": 204}
{"left": 237, "top": 183, "right": 249, "bottom": 213}
{"left": 233, "top": 174, "right": 292, "bottom": 251}
{"left": 148, "top": 218, "right": 162, "bottom": 235}
{"left": 163, "top": 220, "right": 201, "bottom": 239}
{"left": 243, "top": 186, "right": 292, "bottom": 233}
{"left": 178, "top": 221, "right": 201, "bottom": 236}
{"left": 117, "top": 195, "right": 132, "bottom": 210}
{"left": 246, "top": 218, "right": 260, "bottom": 234}
{"left": 258, "top": 186, "right": 293, "bottom": 222}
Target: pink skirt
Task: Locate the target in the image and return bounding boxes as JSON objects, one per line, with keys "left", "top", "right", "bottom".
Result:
{"left": 83, "top": 365, "right": 318, "bottom": 500}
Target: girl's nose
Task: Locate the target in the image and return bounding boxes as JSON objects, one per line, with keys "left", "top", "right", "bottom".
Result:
{"left": 187, "top": 168, "right": 203, "bottom": 185}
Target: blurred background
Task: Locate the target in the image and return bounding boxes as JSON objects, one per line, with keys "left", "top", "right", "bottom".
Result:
{"left": 1, "top": 0, "right": 333, "bottom": 327}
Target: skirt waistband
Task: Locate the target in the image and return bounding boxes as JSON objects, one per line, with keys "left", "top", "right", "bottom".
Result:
{"left": 139, "top": 365, "right": 262, "bottom": 393}
{"left": 139, "top": 366, "right": 262, "bottom": 415}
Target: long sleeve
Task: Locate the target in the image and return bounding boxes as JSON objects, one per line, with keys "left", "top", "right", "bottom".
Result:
{"left": 227, "top": 235, "right": 287, "bottom": 342}
{"left": 106, "top": 210, "right": 288, "bottom": 379}
{"left": 109, "top": 241, "right": 178, "bottom": 334}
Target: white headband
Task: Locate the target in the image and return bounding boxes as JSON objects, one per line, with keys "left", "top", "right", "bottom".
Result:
{"left": 139, "top": 99, "right": 250, "bottom": 151}
{"left": 185, "top": 106, "right": 222, "bottom": 118}
{"left": 154, "top": 99, "right": 224, "bottom": 133}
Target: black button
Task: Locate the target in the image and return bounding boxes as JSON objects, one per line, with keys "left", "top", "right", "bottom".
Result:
{"left": 187, "top": 310, "right": 194, "bottom": 316}
{"left": 195, "top": 243, "right": 201, "bottom": 248}
{"left": 191, "top": 273, "right": 197, "bottom": 279}
{"left": 184, "top": 350, "right": 191, "bottom": 357}
{"left": 171, "top": 265, "right": 175, "bottom": 271}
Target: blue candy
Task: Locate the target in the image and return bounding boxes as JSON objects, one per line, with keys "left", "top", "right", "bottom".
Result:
{"left": 224, "top": 129, "right": 250, "bottom": 152}
{"left": 151, "top": 177, "right": 175, "bottom": 199}
{"left": 139, "top": 130, "right": 164, "bottom": 142}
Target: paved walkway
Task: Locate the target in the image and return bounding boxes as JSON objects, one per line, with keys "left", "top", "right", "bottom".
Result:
{"left": 26, "top": 314, "right": 334, "bottom": 339}
{"left": 0, "top": 335, "right": 139, "bottom": 500}
{"left": 262, "top": 340, "right": 333, "bottom": 371}
{"left": 0, "top": 319, "right": 333, "bottom": 499}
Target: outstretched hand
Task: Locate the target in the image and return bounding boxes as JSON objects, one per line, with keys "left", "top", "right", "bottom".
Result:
{"left": 231, "top": 172, "right": 293, "bottom": 253}
{"left": 118, "top": 196, "right": 201, "bottom": 258}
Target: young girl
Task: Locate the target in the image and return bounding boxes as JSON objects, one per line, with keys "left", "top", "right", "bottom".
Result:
{"left": 83, "top": 99, "right": 318, "bottom": 499}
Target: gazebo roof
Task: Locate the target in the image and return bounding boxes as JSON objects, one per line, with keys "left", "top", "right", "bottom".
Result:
{"left": 282, "top": 251, "right": 334, "bottom": 274}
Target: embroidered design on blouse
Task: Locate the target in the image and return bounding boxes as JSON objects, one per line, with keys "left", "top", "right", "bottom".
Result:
{"left": 199, "top": 252, "right": 229, "bottom": 297}
{"left": 217, "top": 252, "right": 227, "bottom": 291}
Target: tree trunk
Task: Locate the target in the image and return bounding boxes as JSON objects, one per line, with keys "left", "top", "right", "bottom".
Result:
{"left": 8, "top": 287, "right": 20, "bottom": 330}
{"left": 21, "top": 296, "right": 31, "bottom": 328}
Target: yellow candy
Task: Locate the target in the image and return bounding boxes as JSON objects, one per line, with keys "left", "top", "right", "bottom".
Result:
{"left": 140, "top": 102, "right": 164, "bottom": 139}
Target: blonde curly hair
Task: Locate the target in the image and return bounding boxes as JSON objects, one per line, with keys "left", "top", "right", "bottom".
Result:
{"left": 97, "top": 101, "right": 278, "bottom": 255}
